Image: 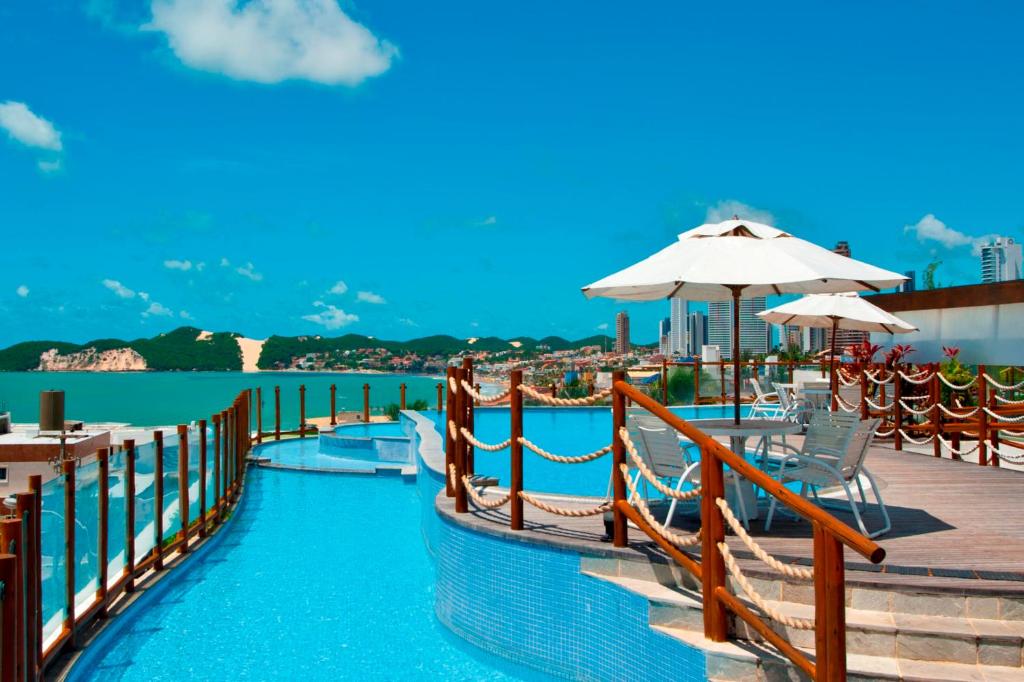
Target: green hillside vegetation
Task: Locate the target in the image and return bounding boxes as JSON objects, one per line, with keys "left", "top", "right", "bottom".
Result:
{"left": 0, "top": 327, "right": 242, "bottom": 371}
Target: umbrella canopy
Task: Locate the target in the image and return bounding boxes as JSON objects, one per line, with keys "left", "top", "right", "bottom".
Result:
{"left": 582, "top": 220, "right": 907, "bottom": 301}
{"left": 582, "top": 219, "right": 908, "bottom": 423}
{"left": 757, "top": 292, "right": 918, "bottom": 335}
{"left": 758, "top": 292, "right": 917, "bottom": 409}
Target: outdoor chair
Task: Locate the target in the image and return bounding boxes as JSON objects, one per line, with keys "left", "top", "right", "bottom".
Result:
{"left": 772, "top": 381, "right": 814, "bottom": 424}
{"left": 763, "top": 413, "right": 891, "bottom": 538}
{"left": 624, "top": 410, "right": 751, "bottom": 528}
{"left": 749, "top": 378, "right": 783, "bottom": 419}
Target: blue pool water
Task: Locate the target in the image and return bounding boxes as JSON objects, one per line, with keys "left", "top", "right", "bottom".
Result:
{"left": 71, "top": 467, "right": 553, "bottom": 681}
{"left": 260, "top": 421, "right": 413, "bottom": 471}
{"left": 334, "top": 422, "right": 407, "bottom": 438}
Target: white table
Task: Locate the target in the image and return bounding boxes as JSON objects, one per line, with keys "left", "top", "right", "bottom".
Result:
{"left": 691, "top": 418, "right": 802, "bottom": 520}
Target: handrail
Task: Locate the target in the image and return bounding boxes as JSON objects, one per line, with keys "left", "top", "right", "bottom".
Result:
{"left": 615, "top": 381, "right": 885, "bottom": 564}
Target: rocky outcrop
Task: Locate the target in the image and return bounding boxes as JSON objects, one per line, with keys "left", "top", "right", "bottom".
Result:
{"left": 37, "top": 347, "right": 147, "bottom": 371}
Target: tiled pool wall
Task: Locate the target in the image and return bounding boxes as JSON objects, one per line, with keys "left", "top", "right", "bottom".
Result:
{"left": 401, "top": 411, "right": 708, "bottom": 682}
{"left": 319, "top": 431, "right": 413, "bottom": 464}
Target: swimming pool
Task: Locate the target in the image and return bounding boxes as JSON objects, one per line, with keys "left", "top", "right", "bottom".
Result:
{"left": 260, "top": 421, "right": 414, "bottom": 472}
{"left": 70, "top": 467, "right": 553, "bottom": 681}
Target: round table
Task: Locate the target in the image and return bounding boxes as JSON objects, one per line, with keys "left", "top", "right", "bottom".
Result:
{"left": 691, "top": 418, "right": 802, "bottom": 520}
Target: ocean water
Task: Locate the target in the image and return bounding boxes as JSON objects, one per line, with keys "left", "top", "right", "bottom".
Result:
{"left": 69, "top": 467, "right": 552, "bottom": 681}
{"left": 0, "top": 372, "right": 442, "bottom": 428}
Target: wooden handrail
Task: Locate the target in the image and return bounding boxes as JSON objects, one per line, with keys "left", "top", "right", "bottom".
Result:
{"left": 614, "top": 381, "right": 885, "bottom": 564}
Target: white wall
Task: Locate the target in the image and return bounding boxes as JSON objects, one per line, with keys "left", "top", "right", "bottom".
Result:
{"left": 870, "top": 302, "right": 1024, "bottom": 364}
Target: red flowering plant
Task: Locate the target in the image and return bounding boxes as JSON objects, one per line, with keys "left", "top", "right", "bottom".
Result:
{"left": 939, "top": 345, "right": 975, "bottom": 406}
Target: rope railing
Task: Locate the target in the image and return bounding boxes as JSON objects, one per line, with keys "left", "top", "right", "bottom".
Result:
{"left": 715, "top": 498, "right": 813, "bottom": 580}
{"left": 898, "top": 400, "right": 935, "bottom": 416}
{"left": 937, "top": 434, "right": 980, "bottom": 457}
{"left": 864, "top": 369, "right": 894, "bottom": 385}
{"left": 936, "top": 403, "right": 979, "bottom": 419}
{"left": 460, "top": 380, "right": 512, "bottom": 405}
{"left": 994, "top": 394, "right": 1024, "bottom": 405}
{"left": 517, "top": 384, "right": 613, "bottom": 406}
{"left": 897, "top": 369, "right": 935, "bottom": 385}
{"left": 620, "top": 464, "right": 701, "bottom": 548}
{"left": 719, "top": 542, "right": 816, "bottom": 631}
{"left": 518, "top": 436, "right": 612, "bottom": 464}
{"left": 863, "top": 397, "right": 894, "bottom": 412}
{"left": 898, "top": 429, "right": 935, "bottom": 446}
{"left": 460, "top": 427, "right": 511, "bottom": 452}
{"left": 517, "top": 490, "right": 612, "bottom": 517}
{"left": 834, "top": 395, "right": 860, "bottom": 413}
{"left": 983, "top": 373, "right": 1024, "bottom": 391}
{"left": 618, "top": 427, "right": 702, "bottom": 500}
{"left": 983, "top": 407, "right": 1024, "bottom": 423}
{"left": 937, "top": 373, "right": 977, "bottom": 390}
{"left": 461, "top": 472, "right": 511, "bottom": 509}
{"left": 984, "top": 438, "right": 1024, "bottom": 463}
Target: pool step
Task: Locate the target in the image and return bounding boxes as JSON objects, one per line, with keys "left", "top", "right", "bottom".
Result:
{"left": 584, "top": 571, "right": 1024, "bottom": 679}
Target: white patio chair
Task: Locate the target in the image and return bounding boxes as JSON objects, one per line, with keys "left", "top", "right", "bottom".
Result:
{"left": 625, "top": 411, "right": 751, "bottom": 528}
{"left": 772, "top": 381, "right": 814, "bottom": 424}
{"left": 749, "top": 378, "right": 782, "bottom": 419}
{"left": 764, "top": 413, "right": 891, "bottom": 538}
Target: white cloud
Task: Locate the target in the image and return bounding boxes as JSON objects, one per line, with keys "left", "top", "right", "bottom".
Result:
{"left": 102, "top": 279, "right": 136, "bottom": 299}
{"left": 143, "top": 0, "right": 398, "bottom": 86}
{"left": 179, "top": 309, "right": 193, "bottom": 319}
{"left": 0, "top": 101, "right": 63, "bottom": 151}
{"left": 235, "top": 262, "right": 263, "bottom": 281}
{"left": 16, "top": 285, "right": 29, "bottom": 298}
{"left": 164, "top": 258, "right": 193, "bottom": 271}
{"left": 596, "top": 322, "right": 609, "bottom": 331}
{"left": 302, "top": 301, "right": 359, "bottom": 330}
{"left": 356, "top": 290, "right": 385, "bottom": 304}
{"left": 328, "top": 280, "right": 348, "bottom": 295}
{"left": 37, "top": 159, "right": 62, "bottom": 173}
{"left": 477, "top": 215, "right": 497, "bottom": 226}
{"left": 139, "top": 291, "right": 151, "bottom": 302}
{"left": 903, "top": 214, "right": 997, "bottom": 256}
{"left": 398, "top": 317, "right": 418, "bottom": 326}
{"left": 143, "top": 301, "right": 173, "bottom": 317}
{"left": 196, "top": 261, "right": 206, "bottom": 271}
{"left": 220, "top": 257, "right": 231, "bottom": 267}
{"left": 705, "top": 200, "right": 775, "bottom": 225}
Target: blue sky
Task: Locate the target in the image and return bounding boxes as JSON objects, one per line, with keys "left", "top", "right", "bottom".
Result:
{"left": 1, "top": 1, "right": 1022, "bottom": 346}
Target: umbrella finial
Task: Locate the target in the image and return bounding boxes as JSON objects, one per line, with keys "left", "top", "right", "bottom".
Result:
{"left": 732, "top": 214, "right": 739, "bottom": 220}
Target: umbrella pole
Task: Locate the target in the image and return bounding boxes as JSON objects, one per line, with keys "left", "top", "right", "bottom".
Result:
{"left": 830, "top": 317, "right": 839, "bottom": 412}
{"left": 732, "top": 289, "right": 742, "bottom": 425}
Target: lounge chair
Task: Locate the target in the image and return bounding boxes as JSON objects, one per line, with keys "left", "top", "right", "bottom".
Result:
{"left": 772, "top": 381, "right": 814, "bottom": 424}
{"left": 626, "top": 411, "right": 751, "bottom": 528}
{"left": 749, "top": 378, "right": 783, "bottom": 419}
{"left": 764, "top": 413, "right": 890, "bottom": 538}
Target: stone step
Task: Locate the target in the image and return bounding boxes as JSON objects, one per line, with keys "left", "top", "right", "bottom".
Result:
{"left": 587, "top": 572, "right": 1024, "bottom": 671}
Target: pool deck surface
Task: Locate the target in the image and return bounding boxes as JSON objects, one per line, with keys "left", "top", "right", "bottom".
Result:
{"left": 437, "top": 441, "right": 1024, "bottom": 596}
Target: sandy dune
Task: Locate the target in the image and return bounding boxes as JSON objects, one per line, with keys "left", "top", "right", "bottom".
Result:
{"left": 235, "top": 337, "right": 266, "bottom": 372}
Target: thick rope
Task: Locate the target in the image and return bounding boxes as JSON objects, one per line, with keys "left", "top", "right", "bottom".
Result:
{"left": 983, "top": 373, "right": 1024, "bottom": 391}
{"left": 719, "top": 542, "right": 815, "bottom": 630}
{"left": 518, "top": 437, "right": 612, "bottom": 464}
{"left": 875, "top": 427, "right": 896, "bottom": 438}
{"left": 836, "top": 371, "right": 860, "bottom": 387}
{"left": 834, "top": 395, "right": 860, "bottom": 413}
{"left": 518, "top": 491, "right": 612, "bottom": 517}
{"left": 984, "top": 440, "right": 1024, "bottom": 463}
{"left": 447, "top": 463, "right": 458, "bottom": 490}
{"left": 899, "top": 400, "right": 935, "bottom": 416}
{"left": 936, "top": 403, "right": 979, "bottom": 419}
{"left": 460, "top": 380, "right": 511, "bottom": 405}
{"left": 864, "top": 397, "right": 894, "bottom": 412}
{"left": 518, "top": 384, "right": 613, "bottom": 406}
{"left": 620, "top": 464, "right": 701, "bottom": 547}
{"left": 459, "top": 427, "right": 511, "bottom": 452}
{"left": 448, "top": 377, "right": 458, "bottom": 393}
{"left": 897, "top": 370, "right": 935, "bottom": 385}
{"left": 864, "top": 370, "right": 894, "bottom": 385}
{"left": 461, "top": 474, "right": 511, "bottom": 508}
{"left": 715, "top": 498, "right": 813, "bottom": 580}
{"left": 898, "top": 429, "right": 934, "bottom": 446}
{"left": 994, "top": 394, "right": 1024, "bottom": 405}
{"left": 938, "top": 373, "right": 977, "bottom": 390}
{"left": 983, "top": 407, "right": 1024, "bottom": 423}
{"left": 618, "top": 427, "right": 702, "bottom": 500}
{"left": 936, "top": 435, "right": 979, "bottom": 456}
{"left": 447, "top": 419, "right": 459, "bottom": 440}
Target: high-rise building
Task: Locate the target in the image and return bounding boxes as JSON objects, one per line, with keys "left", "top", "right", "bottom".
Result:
{"left": 802, "top": 327, "right": 828, "bottom": 354}
{"left": 669, "top": 298, "right": 687, "bottom": 354}
{"left": 899, "top": 270, "right": 916, "bottom": 293}
{"left": 686, "top": 311, "right": 707, "bottom": 356}
{"left": 833, "top": 241, "right": 851, "bottom": 258}
{"left": 658, "top": 317, "right": 671, "bottom": 356}
{"left": 707, "top": 297, "right": 770, "bottom": 360}
{"left": 829, "top": 240, "right": 868, "bottom": 350}
{"left": 981, "top": 237, "right": 1023, "bottom": 283}
{"left": 614, "top": 311, "right": 630, "bottom": 355}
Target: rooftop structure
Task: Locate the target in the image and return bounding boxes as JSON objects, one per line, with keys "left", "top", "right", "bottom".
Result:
{"left": 981, "top": 237, "right": 1022, "bottom": 283}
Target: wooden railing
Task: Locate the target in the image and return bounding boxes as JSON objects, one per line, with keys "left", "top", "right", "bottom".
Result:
{"left": 445, "top": 361, "right": 886, "bottom": 681}
{"left": 0, "top": 390, "right": 253, "bottom": 682}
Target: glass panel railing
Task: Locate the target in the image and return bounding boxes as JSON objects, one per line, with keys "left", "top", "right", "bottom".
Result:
{"left": 161, "top": 436, "right": 180, "bottom": 544}
{"left": 107, "top": 448, "right": 127, "bottom": 584}
{"left": 187, "top": 426, "right": 201, "bottom": 524}
{"left": 39, "top": 476, "right": 65, "bottom": 645}
{"left": 205, "top": 430, "right": 217, "bottom": 513}
{"left": 133, "top": 441, "right": 158, "bottom": 561}
{"left": 73, "top": 460, "right": 100, "bottom": 615}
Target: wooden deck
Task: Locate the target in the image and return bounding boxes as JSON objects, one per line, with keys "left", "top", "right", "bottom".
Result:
{"left": 437, "top": 443, "right": 1024, "bottom": 595}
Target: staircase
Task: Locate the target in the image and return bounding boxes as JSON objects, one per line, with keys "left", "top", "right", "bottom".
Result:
{"left": 581, "top": 555, "right": 1024, "bottom": 681}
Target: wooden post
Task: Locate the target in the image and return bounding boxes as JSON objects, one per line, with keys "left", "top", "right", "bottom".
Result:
{"left": 273, "top": 386, "right": 281, "bottom": 440}
{"left": 330, "top": 384, "right": 337, "bottom": 425}
{"left": 253, "top": 386, "right": 262, "bottom": 443}
{"left": 814, "top": 522, "right": 846, "bottom": 681}
{"left": 694, "top": 360, "right": 701, "bottom": 403}
{"left": 436, "top": 382, "right": 443, "bottom": 413}
{"left": 0, "top": 516, "right": 23, "bottom": 681}
{"left": 859, "top": 365, "right": 869, "bottom": 421}
{"left": 199, "top": 420, "right": 208, "bottom": 537}
{"left": 97, "top": 448, "right": 109, "bottom": 618}
{"left": 453, "top": 368, "right": 468, "bottom": 513}
{"left": 550, "top": 383, "right": 557, "bottom": 398}
{"left": 153, "top": 431, "right": 165, "bottom": 570}
{"left": 700, "top": 442, "right": 728, "bottom": 642}
{"left": 28, "top": 473, "right": 43, "bottom": 674}
{"left": 719, "top": 362, "right": 726, "bottom": 405}
{"left": 893, "top": 364, "right": 904, "bottom": 451}
{"left": 462, "top": 357, "right": 475, "bottom": 476}
{"left": 62, "top": 459, "right": 77, "bottom": 648}
{"left": 363, "top": 383, "right": 370, "bottom": 423}
{"left": 510, "top": 370, "right": 524, "bottom": 531}
{"left": 444, "top": 367, "right": 456, "bottom": 497}
{"left": 177, "top": 425, "right": 189, "bottom": 552}
{"left": 400, "top": 383, "right": 407, "bottom": 410}
{"left": 611, "top": 370, "right": 628, "bottom": 547}
{"left": 977, "top": 365, "right": 989, "bottom": 466}
{"left": 213, "top": 415, "right": 221, "bottom": 524}
{"left": 222, "top": 409, "right": 231, "bottom": 499}
{"left": 298, "top": 384, "right": 307, "bottom": 438}
{"left": 931, "top": 373, "right": 942, "bottom": 458}
{"left": 0, "top": 555, "right": 17, "bottom": 682}
{"left": 16, "top": 488, "right": 38, "bottom": 678}
{"left": 662, "top": 359, "right": 669, "bottom": 405}
{"left": 123, "top": 440, "right": 136, "bottom": 593}
{"left": 788, "top": 360, "right": 795, "bottom": 384}
{"left": 588, "top": 381, "right": 595, "bottom": 396}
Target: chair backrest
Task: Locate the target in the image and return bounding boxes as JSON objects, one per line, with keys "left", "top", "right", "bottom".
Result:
{"left": 772, "top": 382, "right": 793, "bottom": 411}
{"left": 750, "top": 377, "right": 766, "bottom": 400}
{"left": 800, "top": 411, "right": 860, "bottom": 461}
{"left": 626, "top": 409, "right": 691, "bottom": 478}
{"left": 838, "top": 418, "right": 881, "bottom": 479}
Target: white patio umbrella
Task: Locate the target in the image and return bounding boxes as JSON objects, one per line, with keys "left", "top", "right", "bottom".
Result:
{"left": 582, "top": 219, "right": 907, "bottom": 423}
{"left": 757, "top": 292, "right": 918, "bottom": 408}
